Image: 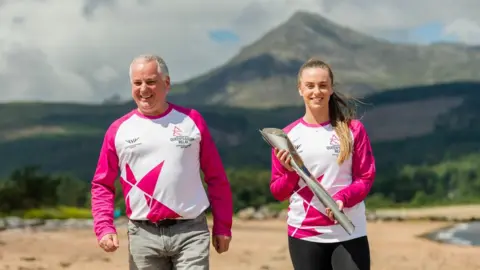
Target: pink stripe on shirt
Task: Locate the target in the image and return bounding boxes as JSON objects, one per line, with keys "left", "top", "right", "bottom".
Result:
{"left": 91, "top": 112, "right": 134, "bottom": 241}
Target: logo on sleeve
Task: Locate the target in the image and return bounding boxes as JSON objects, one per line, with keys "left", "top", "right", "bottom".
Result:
{"left": 326, "top": 134, "right": 340, "bottom": 156}
{"left": 169, "top": 125, "right": 195, "bottom": 148}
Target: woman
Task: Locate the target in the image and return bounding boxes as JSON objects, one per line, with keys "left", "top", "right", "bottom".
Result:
{"left": 270, "top": 57, "right": 376, "bottom": 270}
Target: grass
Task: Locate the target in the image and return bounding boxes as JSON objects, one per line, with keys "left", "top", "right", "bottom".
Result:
{"left": 2, "top": 201, "right": 480, "bottom": 221}
{"left": 17, "top": 206, "right": 92, "bottom": 220}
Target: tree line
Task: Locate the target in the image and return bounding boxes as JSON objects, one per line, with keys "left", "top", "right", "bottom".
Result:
{"left": 1, "top": 154, "right": 480, "bottom": 219}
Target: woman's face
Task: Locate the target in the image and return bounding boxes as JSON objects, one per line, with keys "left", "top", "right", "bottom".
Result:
{"left": 298, "top": 67, "right": 333, "bottom": 110}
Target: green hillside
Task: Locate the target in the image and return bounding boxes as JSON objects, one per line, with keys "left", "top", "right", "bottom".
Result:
{"left": 0, "top": 82, "right": 479, "bottom": 180}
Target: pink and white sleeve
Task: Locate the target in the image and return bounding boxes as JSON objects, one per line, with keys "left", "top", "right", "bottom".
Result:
{"left": 191, "top": 110, "right": 233, "bottom": 237}
{"left": 91, "top": 124, "right": 120, "bottom": 241}
{"left": 269, "top": 148, "right": 300, "bottom": 201}
{"left": 333, "top": 120, "right": 376, "bottom": 208}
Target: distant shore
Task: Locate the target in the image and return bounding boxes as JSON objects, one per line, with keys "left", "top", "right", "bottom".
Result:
{"left": 368, "top": 204, "right": 480, "bottom": 222}
{"left": 235, "top": 203, "right": 480, "bottom": 223}
{"left": 2, "top": 204, "right": 480, "bottom": 233}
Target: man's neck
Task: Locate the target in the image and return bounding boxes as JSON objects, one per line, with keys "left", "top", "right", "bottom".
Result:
{"left": 138, "top": 102, "right": 169, "bottom": 117}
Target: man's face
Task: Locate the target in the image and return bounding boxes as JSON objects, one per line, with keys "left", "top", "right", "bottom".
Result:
{"left": 130, "top": 60, "right": 170, "bottom": 116}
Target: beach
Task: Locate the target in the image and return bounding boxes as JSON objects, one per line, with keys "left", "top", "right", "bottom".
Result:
{"left": 1, "top": 219, "right": 480, "bottom": 270}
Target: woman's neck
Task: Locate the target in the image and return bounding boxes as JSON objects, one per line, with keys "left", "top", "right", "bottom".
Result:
{"left": 303, "top": 108, "right": 329, "bottom": 125}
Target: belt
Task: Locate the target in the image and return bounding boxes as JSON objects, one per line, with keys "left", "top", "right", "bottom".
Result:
{"left": 132, "top": 219, "right": 189, "bottom": 227}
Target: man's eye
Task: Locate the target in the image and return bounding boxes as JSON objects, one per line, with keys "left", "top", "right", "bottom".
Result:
{"left": 146, "top": 81, "right": 156, "bottom": 85}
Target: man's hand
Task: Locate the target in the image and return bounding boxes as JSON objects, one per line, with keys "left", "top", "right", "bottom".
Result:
{"left": 212, "top": 235, "right": 231, "bottom": 254}
{"left": 325, "top": 200, "right": 344, "bottom": 224}
{"left": 98, "top": 233, "right": 119, "bottom": 252}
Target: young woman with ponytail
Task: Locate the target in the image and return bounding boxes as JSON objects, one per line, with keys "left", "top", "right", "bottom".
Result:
{"left": 270, "top": 58, "right": 376, "bottom": 270}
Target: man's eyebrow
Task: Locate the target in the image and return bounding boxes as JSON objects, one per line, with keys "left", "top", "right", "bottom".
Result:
{"left": 132, "top": 77, "right": 157, "bottom": 81}
{"left": 305, "top": 80, "right": 328, "bottom": 83}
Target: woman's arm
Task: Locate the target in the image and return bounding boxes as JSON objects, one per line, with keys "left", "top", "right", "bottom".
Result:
{"left": 332, "top": 120, "right": 376, "bottom": 208}
{"left": 270, "top": 148, "right": 301, "bottom": 201}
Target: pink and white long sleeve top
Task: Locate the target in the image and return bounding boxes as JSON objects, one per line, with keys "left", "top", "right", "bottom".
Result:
{"left": 270, "top": 118, "right": 376, "bottom": 243}
{"left": 91, "top": 103, "right": 233, "bottom": 241}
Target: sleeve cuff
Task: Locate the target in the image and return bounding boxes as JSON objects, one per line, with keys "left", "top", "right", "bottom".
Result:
{"left": 332, "top": 193, "right": 346, "bottom": 205}
{"left": 96, "top": 226, "right": 117, "bottom": 242}
{"left": 212, "top": 228, "right": 232, "bottom": 237}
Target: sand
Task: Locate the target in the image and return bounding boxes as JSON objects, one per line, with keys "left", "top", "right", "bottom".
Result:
{"left": 1, "top": 220, "right": 479, "bottom": 270}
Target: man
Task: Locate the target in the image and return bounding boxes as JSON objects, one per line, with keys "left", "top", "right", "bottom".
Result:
{"left": 90, "top": 54, "right": 233, "bottom": 270}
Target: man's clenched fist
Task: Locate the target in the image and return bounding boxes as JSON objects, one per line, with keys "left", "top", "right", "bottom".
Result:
{"left": 99, "top": 233, "right": 119, "bottom": 252}
{"left": 212, "top": 235, "right": 231, "bottom": 254}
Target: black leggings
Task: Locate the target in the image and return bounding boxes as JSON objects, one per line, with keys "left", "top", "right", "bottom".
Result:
{"left": 288, "top": 236, "right": 370, "bottom": 270}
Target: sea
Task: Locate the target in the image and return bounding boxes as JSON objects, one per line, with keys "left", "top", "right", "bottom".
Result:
{"left": 422, "top": 221, "right": 480, "bottom": 246}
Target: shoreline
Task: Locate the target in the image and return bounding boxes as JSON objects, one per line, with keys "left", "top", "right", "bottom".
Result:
{"left": 369, "top": 204, "right": 480, "bottom": 222}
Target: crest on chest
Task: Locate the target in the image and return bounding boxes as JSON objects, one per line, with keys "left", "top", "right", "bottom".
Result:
{"left": 325, "top": 134, "right": 340, "bottom": 157}
{"left": 168, "top": 125, "right": 197, "bottom": 149}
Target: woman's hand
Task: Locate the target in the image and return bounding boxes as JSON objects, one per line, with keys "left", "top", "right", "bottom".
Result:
{"left": 274, "top": 148, "right": 294, "bottom": 172}
{"left": 325, "top": 200, "right": 344, "bottom": 224}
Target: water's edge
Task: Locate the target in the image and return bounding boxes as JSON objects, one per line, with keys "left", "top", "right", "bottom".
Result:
{"left": 419, "top": 221, "right": 480, "bottom": 247}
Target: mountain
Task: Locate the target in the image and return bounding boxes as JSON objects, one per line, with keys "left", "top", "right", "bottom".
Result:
{"left": 169, "top": 11, "right": 480, "bottom": 108}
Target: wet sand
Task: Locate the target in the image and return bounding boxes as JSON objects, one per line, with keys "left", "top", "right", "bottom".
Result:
{"left": 1, "top": 220, "right": 480, "bottom": 270}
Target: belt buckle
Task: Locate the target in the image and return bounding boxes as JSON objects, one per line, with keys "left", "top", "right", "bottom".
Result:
{"left": 155, "top": 219, "right": 177, "bottom": 227}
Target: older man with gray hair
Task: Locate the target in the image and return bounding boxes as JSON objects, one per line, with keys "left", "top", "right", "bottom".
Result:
{"left": 90, "top": 54, "right": 233, "bottom": 269}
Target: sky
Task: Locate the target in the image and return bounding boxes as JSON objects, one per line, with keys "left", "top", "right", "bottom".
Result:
{"left": 0, "top": 0, "right": 479, "bottom": 103}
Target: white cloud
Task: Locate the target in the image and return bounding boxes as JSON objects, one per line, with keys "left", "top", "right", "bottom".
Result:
{"left": 0, "top": 0, "right": 479, "bottom": 102}
{"left": 443, "top": 18, "right": 480, "bottom": 44}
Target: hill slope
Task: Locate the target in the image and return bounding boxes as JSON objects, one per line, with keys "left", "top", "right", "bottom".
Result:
{"left": 1, "top": 82, "right": 480, "bottom": 182}
{"left": 169, "top": 11, "right": 480, "bottom": 108}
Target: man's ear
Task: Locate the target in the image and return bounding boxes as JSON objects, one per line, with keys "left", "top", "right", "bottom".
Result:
{"left": 164, "top": 76, "right": 171, "bottom": 95}
{"left": 298, "top": 88, "right": 303, "bottom": 96}
{"left": 165, "top": 76, "right": 171, "bottom": 89}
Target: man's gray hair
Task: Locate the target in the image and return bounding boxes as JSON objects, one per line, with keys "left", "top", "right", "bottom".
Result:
{"left": 129, "top": 54, "right": 169, "bottom": 81}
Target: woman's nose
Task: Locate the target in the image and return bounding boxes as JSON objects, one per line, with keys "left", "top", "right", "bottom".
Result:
{"left": 312, "top": 88, "right": 323, "bottom": 95}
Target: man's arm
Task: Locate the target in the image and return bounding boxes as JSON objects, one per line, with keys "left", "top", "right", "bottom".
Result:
{"left": 193, "top": 110, "right": 233, "bottom": 237}
{"left": 332, "top": 120, "right": 376, "bottom": 208}
{"left": 91, "top": 126, "right": 120, "bottom": 241}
